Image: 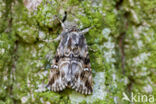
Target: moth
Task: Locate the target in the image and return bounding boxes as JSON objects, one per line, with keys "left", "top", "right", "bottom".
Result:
{"left": 46, "top": 18, "right": 93, "bottom": 95}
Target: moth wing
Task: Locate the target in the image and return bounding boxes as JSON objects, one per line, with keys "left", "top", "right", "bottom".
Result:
{"left": 70, "top": 34, "right": 93, "bottom": 95}
{"left": 47, "top": 66, "right": 68, "bottom": 92}
{"left": 71, "top": 62, "right": 93, "bottom": 95}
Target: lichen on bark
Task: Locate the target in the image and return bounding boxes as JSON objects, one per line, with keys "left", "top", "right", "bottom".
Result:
{"left": 0, "top": 0, "right": 156, "bottom": 104}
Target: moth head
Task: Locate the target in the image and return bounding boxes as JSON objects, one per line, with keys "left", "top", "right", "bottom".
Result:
{"left": 60, "top": 21, "right": 92, "bottom": 49}
{"left": 61, "top": 21, "right": 91, "bottom": 35}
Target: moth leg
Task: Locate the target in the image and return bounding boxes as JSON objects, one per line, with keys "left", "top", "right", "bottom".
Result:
{"left": 88, "top": 46, "right": 97, "bottom": 52}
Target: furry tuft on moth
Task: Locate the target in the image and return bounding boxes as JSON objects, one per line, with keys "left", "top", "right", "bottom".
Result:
{"left": 46, "top": 15, "right": 93, "bottom": 95}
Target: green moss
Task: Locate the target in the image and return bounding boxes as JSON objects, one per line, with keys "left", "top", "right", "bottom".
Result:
{"left": 0, "top": 0, "right": 155, "bottom": 104}
{"left": 34, "top": 92, "right": 61, "bottom": 103}
{"left": 35, "top": 0, "right": 60, "bottom": 29}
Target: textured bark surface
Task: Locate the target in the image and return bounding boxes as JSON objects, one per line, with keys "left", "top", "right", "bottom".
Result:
{"left": 0, "top": 0, "right": 156, "bottom": 104}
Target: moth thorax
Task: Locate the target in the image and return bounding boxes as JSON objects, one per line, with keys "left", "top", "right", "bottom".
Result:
{"left": 64, "top": 21, "right": 79, "bottom": 32}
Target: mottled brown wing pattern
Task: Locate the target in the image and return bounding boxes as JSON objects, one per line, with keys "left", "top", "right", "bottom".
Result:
{"left": 70, "top": 35, "right": 93, "bottom": 94}
{"left": 46, "top": 18, "right": 93, "bottom": 95}
{"left": 47, "top": 67, "right": 66, "bottom": 92}
{"left": 46, "top": 54, "right": 68, "bottom": 92}
{"left": 71, "top": 60, "right": 93, "bottom": 94}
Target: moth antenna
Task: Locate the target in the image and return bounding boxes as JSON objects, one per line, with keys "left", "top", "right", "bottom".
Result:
{"left": 44, "top": 12, "right": 68, "bottom": 43}
{"left": 62, "top": 11, "right": 67, "bottom": 22}
{"left": 53, "top": 35, "right": 61, "bottom": 41}
{"left": 57, "top": 11, "right": 68, "bottom": 31}
{"left": 79, "top": 26, "right": 93, "bottom": 34}
{"left": 42, "top": 35, "right": 61, "bottom": 42}
{"left": 59, "top": 19, "right": 66, "bottom": 30}
{"left": 55, "top": 15, "right": 66, "bottom": 31}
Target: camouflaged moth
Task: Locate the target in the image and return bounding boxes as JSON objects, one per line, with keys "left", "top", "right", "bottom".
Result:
{"left": 46, "top": 16, "right": 93, "bottom": 95}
